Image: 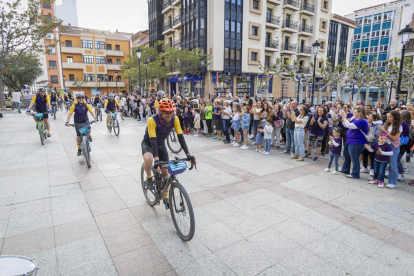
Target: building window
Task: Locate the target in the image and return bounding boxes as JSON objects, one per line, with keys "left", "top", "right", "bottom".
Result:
{"left": 251, "top": 52, "right": 258, "bottom": 61}
{"left": 362, "top": 32, "right": 370, "bottom": 40}
{"left": 252, "top": 0, "right": 259, "bottom": 10}
{"left": 116, "top": 59, "right": 121, "bottom": 65}
{"left": 321, "top": 0, "right": 329, "bottom": 12}
{"left": 352, "top": 49, "right": 360, "bottom": 55}
{"left": 107, "top": 59, "right": 113, "bottom": 64}
{"left": 225, "top": 48, "right": 229, "bottom": 59}
{"left": 320, "top": 19, "right": 328, "bottom": 32}
{"left": 370, "top": 46, "right": 378, "bottom": 53}
{"left": 322, "top": 22, "right": 326, "bottom": 29}
{"left": 95, "top": 41, "right": 105, "bottom": 49}
{"left": 44, "top": 15, "right": 52, "bottom": 22}
{"left": 65, "top": 40, "right": 72, "bottom": 47}
{"left": 374, "top": 15, "right": 382, "bottom": 23}
{"left": 381, "top": 29, "right": 390, "bottom": 37}
{"left": 69, "top": 74, "right": 75, "bottom": 81}
{"left": 50, "top": 76, "right": 58, "bottom": 84}
{"left": 108, "top": 76, "right": 113, "bottom": 82}
{"left": 115, "top": 45, "right": 121, "bottom": 51}
{"left": 117, "top": 76, "right": 122, "bottom": 82}
{"left": 82, "top": 40, "right": 93, "bottom": 49}
{"left": 46, "top": 32, "right": 54, "bottom": 39}
{"left": 361, "top": 47, "right": 369, "bottom": 54}
{"left": 379, "top": 45, "right": 388, "bottom": 52}
{"left": 84, "top": 74, "right": 95, "bottom": 82}
{"left": 323, "top": 1, "right": 328, "bottom": 9}
{"left": 96, "top": 56, "right": 106, "bottom": 64}
{"left": 236, "top": 50, "right": 241, "bottom": 60}
{"left": 354, "top": 34, "right": 361, "bottom": 40}
{"left": 43, "top": 0, "right": 51, "bottom": 9}
{"left": 47, "top": 46, "right": 55, "bottom": 54}
{"left": 67, "top": 56, "right": 73, "bottom": 63}
{"left": 225, "top": 20, "right": 230, "bottom": 31}
{"left": 83, "top": 55, "right": 94, "bottom": 64}
{"left": 252, "top": 26, "right": 258, "bottom": 36}
{"left": 49, "top": 61, "right": 57, "bottom": 69}
{"left": 106, "top": 44, "right": 112, "bottom": 50}
{"left": 383, "top": 13, "right": 392, "bottom": 21}
{"left": 320, "top": 41, "right": 325, "bottom": 50}
{"left": 363, "top": 17, "right": 372, "bottom": 25}
{"left": 371, "top": 31, "right": 380, "bottom": 38}
{"left": 265, "top": 56, "right": 270, "bottom": 67}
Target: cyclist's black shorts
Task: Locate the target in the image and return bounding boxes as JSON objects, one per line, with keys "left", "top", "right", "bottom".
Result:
{"left": 141, "top": 140, "right": 169, "bottom": 162}
{"left": 36, "top": 109, "right": 48, "bottom": 119}
{"left": 105, "top": 108, "right": 116, "bottom": 114}
{"left": 75, "top": 120, "right": 90, "bottom": 137}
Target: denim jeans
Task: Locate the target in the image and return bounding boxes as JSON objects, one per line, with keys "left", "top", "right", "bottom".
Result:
{"left": 12, "top": 102, "right": 21, "bottom": 112}
{"left": 373, "top": 160, "right": 388, "bottom": 182}
{"left": 222, "top": 119, "right": 231, "bottom": 141}
{"left": 294, "top": 127, "right": 305, "bottom": 157}
{"left": 253, "top": 120, "right": 260, "bottom": 139}
{"left": 397, "top": 152, "right": 404, "bottom": 175}
{"left": 389, "top": 144, "right": 400, "bottom": 185}
{"left": 286, "top": 128, "right": 295, "bottom": 154}
{"left": 341, "top": 143, "right": 365, "bottom": 178}
{"left": 265, "top": 139, "right": 271, "bottom": 152}
{"left": 328, "top": 152, "right": 340, "bottom": 171}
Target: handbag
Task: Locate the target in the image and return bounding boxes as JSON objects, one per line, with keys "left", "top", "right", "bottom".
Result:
{"left": 400, "top": 135, "right": 409, "bottom": 145}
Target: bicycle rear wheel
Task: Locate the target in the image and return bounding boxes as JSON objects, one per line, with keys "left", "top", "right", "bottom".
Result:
{"left": 140, "top": 165, "right": 157, "bottom": 206}
{"left": 169, "top": 181, "right": 195, "bottom": 241}
{"left": 167, "top": 130, "right": 182, "bottom": 154}
{"left": 82, "top": 136, "right": 91, "bottom": 168}
{"left": 113, "top": 118, "right": 120, "bottom": 136}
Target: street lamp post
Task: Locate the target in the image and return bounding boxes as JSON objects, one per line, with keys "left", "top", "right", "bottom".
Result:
{"left": 201, "top": 57, "right": 205, "bottom": 98}
{"left": 144, "top": 60, "right": 148, "bottom": 96}
{"left": 296, "top": 69, "right": 303, "bottom": 102}
{"left": 115, "top": 71, "right": 118, "bottom": 93}
{"left": 106, "top": 74, "right": 109, "bottom": 96}
{"left": 136, "top": 48, "right": 142, "bottom": 96}
{"left": 311, "top": 40, "right": 321, "bottom": 105}
{"left": 396, "top": 25, "right": 413, "bottom": 99}
{"left": 126, "top": 67, "right": 130, "bottom": 93}
{"left": 62, "top": 75, "right": 66, "bottom": 93}
{"left": 281, "top": 77, "right": 285, "bottom": 102}
{"left": 98, "top": 76, "right": 101, "bottom": 94}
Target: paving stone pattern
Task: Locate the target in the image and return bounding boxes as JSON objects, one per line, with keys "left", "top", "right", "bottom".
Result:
{"left": 2, "top": 111, "right": 414, "bottom": 275}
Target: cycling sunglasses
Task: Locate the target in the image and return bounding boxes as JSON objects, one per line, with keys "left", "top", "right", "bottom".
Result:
{"left": 163, "top": 111, "right": 174, "bottom": 115}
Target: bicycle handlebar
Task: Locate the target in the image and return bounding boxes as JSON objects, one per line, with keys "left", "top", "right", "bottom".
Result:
{"left": 160, "top": 156, "right": 196, "bottom": 170}
{"left": 68, "top": 121, "right": 96, "bottom": 127}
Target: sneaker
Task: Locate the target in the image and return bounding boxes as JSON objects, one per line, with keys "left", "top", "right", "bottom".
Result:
{"left": 47, "top": 133, "right": 51, "bottom": 137}
{"left": 331, "top": 170, "right": 339, "bottom": 175}
{"left": 305, "top": 153, "right": 311, "bottom": 159}
{"left": 255, "top": 149, "right": 259, "bottom": 152}
{"left": 296, "top": 158, "right": 304, "bottom": 162}
{"left": 378, "top": 181, "right": 384, "bottom": 188}
{"left": 360, "top": 167, "right": 369, "bottom": 173}
{"left": 290, "top": 155, "right": 298, "bottom": 159}
{"left": 346, "top": 174, "right": 354, "bottom": 178}
{"left": 403, "top": 168, "right": 409, "bottom": 174}
{"left": 369, "top": 169, "right": 374, "bottom": 176}
{"left": 233, "top": 143, "right": 240, "bottom": 147}
{"left": 406, "top": 156, "right": 411, "bottom": 163}
{"left": 398, "top": 175, "right": 404, "bottom": 182}
{"left": 144, "top": 178, "right": 155, "bottom": 191}
{"left": 224, "top": 140, "right": 231, "bottom": 144}
{"left": 241, "top": 145, "right": 249, "bottom": 150}
{"left": 324, "top": 168, "right": 331, "bottom": 172}
{"left": 252, "top": 142, "right": 256, "bottom": 146}
{"left": 281, "top": 150, "right": 290, "bottom": 154}
{"left": 212, "top": 135, "right": 217, "bottom": 139}
{"left": 321, "top": 153, "right": 325, "bottom": 157}
{"left": 77, "top": 149, "right": 82, "bottom": 156}
{"left": 264, "top": 152, "right": 269, "bottom": 155}
{"left": 231, "top": 141, "right": 235, "bottom": 145}
{"left": 369, "top": 179, "right": 378, "bottom": 184}
{"left": 231, "top": 137, "right": 235, "bottom": 141}
{"left": 88, "top": 135, "right": 93, "bottom": 142}
{"left": 385, "top": 171, "right": 389, "bottom": 178}
{"left": 193, "top": 134, "right": 199, "bottom": 137}
{"left": 386, "top": 184, "right": 397, "bottom": 189}
{"left": 313, "top": 157, "right": 318, "bottom": 161}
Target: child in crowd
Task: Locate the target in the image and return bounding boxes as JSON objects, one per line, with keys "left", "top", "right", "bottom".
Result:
{"left": 263, "top": 118, "right": 274, "bottom": 155}
{"left": 324, "top": 128, "right": 342, "bottom": 174}
{"left": 138, "top": 102, "right": 144, "bottom": 122}
{"left": 183, "top": 107, "right": 191, "bottom": 134}
{"left": 193, "top": 108, "right": 200, "bottom": 137}
{"left": 365, "top": 133, "right": 393, "bottom": 188}
{"left": 241, "top": 106, "right": 250, "bottom": 150}
{"left": 232, "top": 104, "right": 242, "bottom": 147}
{"left": 255, "top": 125, "right": 264, "bottom": 153}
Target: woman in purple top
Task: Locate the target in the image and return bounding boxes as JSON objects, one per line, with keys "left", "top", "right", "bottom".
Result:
{"left": 335, "top": 104, "right": 353, "bottom": 145}
{"left": 306, "top": 107, "right": 328, "bottom": 161}
{"left": 397, "top": 110, "right": 411, "bottom": 180}
{"left": 340, "top": 107, "right": 369, "bottom": 179}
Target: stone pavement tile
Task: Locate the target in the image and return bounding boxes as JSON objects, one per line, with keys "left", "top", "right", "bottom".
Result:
{"left": 0, "top": 205, "right": 12, "bottom": 221}
{"left": 48, "top": 169, "right": 79, "bottom": 186}
{"left": 102, "top": 224, "right": 152, "bottom": 257}
{"left": 28, "top": 248, "right": 58, "bottom": 276}
{"left": 282, "top": 174, "right": 324, "bottom": 192}
{"left": 361, "top": 207, "right": 411, "bottom": 229}
{"left": 346, "top": 214, "right": 397, "bottom": 242}
{"left": 352, "top": 258, "right": 405, "bottom": 276}
{"left": 279, "top": 247, "right": 347, "bottom": 276}
{"left": 220, "top": 212, "right": 268, "bottom": 238}
{"left": 313, "top": 202, "right": 356, "bottom": 224}
{"left": 0, "top": 220, "right": 7, "bottom": 239}
{"left": 294, "top": 209, "right": 343, "bottom": 234}
{"left": 10, "top": 198, "right": 51, "bottom": 218}
{"left": 306, "top": 236, "right": 368, "bottom": 272}
{"left": 387, "top": 231, "right": 414, "bottom": 256}
{"left": 193, "top": 207, "right": 218, "bottom": 228}
{"left": 54, "top": 217, "right": 101, "bottom": 247}
{"left": 0, "top": 195, "right": 14, "bottom": 207}
{"left": 188, "top": 190, "right": 221, "bottom": 208}
{"left": 107, "top": 174, "right": 136, "bottom": 185}
{"left": 61, "top": 259, "right": 118, "bottom": 276}
{"left": 330, "top": 190, "right": 385, "bottom": 215}
{"left": 247, "top": 204, "right": 291, "bottom": 227}
{"left": 396, "top": 220, "right": 414, "bottom": 238}
{"left": 56, "top": 236, "right": 111, "bottom": 275}
{"left": 370, "top": 243, "right": 414, "bottom": 274}
{"left": 198, "top": 200, "right": 246, "bottom": 221}
{"left": 327, "top": 224, "right": 385, "bottom": 256}
{"left": 286, "top": 191, "right": 326, "bottom": 209}
{"left": 266, "top": 183, "right": 300, "bottom": 198}
{"left": 88, "top": 195, "right": 127, "bottom": 216}
{"left": 0, "top": 238, "right": 3, "bottom": 253}
{"left": 6, "top": 210, "right": 53, "bottom": 237}
{"left": 215, "top": 239, "right": 278, "bottom": 276}
{"left": 266, "top": 197, "right": 309, "bottom": 217}
{"left": 52, "top": 206, "right": 92, "bottom": 226}
{"left": 247, "top": 228, "right": 302, "bottom": 263}
{"left": 79, "top": 179, "right": 111, "bottom": 191}
{"left": 102, "top": 168, "right": 129, "bottom": 177}
{"left": 257, "top": 264, "right": 292, "bottom": 276}
{"left": 75, "top": 170, "right": 107, "bottom": 182}
{"left": 95, "top": 209, "right": 138, "bottom": 234}
{"left": 272, "top": 218, "right": 325, "bottom": 247}
{"left": 208, "top": 183, "right": 244, "bottom": 199}
{"left": 231, "top": 181, "right": 260, "bottom": 194}
{"left": 84, "top": 186, "right": 118, "bottom": 202}
{"left": 50, "top": 183, "right": 81, "bottom": 197}
{"left": 13, "top": 189, "right": 50, "bottom": 204}
{"left": 113, "top": 243, "right": 173, "bottom": 276}
{"left": 175, "top": 253, "right": 236, "bottom": 276}
{"left": 225, "top": 193, "right": 266, "bottom": 212}
{"left": 196, "top": 221, "right": 242, "bottom": 252}
{"left": 1, "top": 227, "right": 55, "bottom": 255}
{"left": 97, "top": 162, "right": 122, "bottom": 171}
{"left": 129, "top": 203, "right": 170, "bottom": 223}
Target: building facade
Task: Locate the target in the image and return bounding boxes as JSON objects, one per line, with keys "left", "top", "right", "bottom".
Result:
{"left": 150, "top": 0, "right": 356, "bottom": 102}
{"left": 55, "top": 0, "right": 79, "bottom": 27}
{"left": 58, "top": 25, "right": 131, "bottom": 98}
{"left": 148, "top": 0, "right": 164, "bottom": 47}
{"left": 132, "top": 30, "right": 150, "bottom": 48}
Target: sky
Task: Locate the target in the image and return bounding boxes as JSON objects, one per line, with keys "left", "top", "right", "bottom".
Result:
{"left": 72, "top": 0, "right": 392, "bottom": 33}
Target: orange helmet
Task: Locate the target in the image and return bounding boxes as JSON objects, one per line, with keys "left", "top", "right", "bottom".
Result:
{"left": 158, "top": 99, "right": 176, "bottom": 112}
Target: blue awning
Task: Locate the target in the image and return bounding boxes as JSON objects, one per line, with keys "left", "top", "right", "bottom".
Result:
{"left": 168, "top": 75, "right": 202, "bottom": 82}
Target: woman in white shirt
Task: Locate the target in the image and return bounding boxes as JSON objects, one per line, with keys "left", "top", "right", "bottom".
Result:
{"left": 118, "top": 95, "right": 126, "bottom": 120}
{"left": 291, "top": 105, "right": 309, "bottom": 161}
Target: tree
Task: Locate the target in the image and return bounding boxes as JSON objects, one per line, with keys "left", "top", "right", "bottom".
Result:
{"left": 346, "top": 54, "right": 372, "bottom": 104}
{"left": 0, "top": 0, "right": 62, "bottom": 107}
{"left": 73, "top": 78, "right": 86, "bottom": 92}
{"left": 401, "top": 57, "right": 414, "bottom": 99}
{"left": 2, "top": 52, "right": 43, "bottom": 90}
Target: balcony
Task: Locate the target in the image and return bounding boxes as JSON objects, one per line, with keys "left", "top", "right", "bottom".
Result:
{"left": 107, "top": 64, "right": 122, "bottom": 70}
{"left": 285, "top": 65, "right": 296, "bottom": 72}
{"left": 281, "top": 19, "right": 298, "bottom": 32}
{"left": 298, "top": 24, "right": 313, "bottom": 36}
{"left": 407, "top": 39, "right": 414, "bottom": 52}
{"left": 280, "top": 43, "right": 297, "bottom": 54}
{"left": 283, "top": 0, "right": 299, "bottom": 11}
{"left": 265, "top": 40, "right": 279, "bottom": 51}
{"left": 173, "top": 15, "right": 181, "bottom": 28}
{"left": 266, "top": 16, "right": 280, "bottom": 28}
{"left": 62, "top": 62, "right": 83, "bottom": 69}
{"left": 172, "top": 0, "right": 180, "bottom": 5}
{"left": 300, "top": 2, "right": 315, "bottom": 15}
{"left": 301, "top": 67, "right": 311, "bottom": 74}
{"left": 297, "top": 45, "right": 311, "bottom": 56}
{"left": 162, "top": 0, "right": 173, "bottom": 13}
{"left": 106, "top": 50, "right": 124, "bottom": 57}
{"left": 174, "top": 39, "right": 181, "bottom": 48}
{"left": 65, "top": 81, "right": 125, "bottom": 88}
{"left": 162, "top": 22, "right": 174, "bottom": 35}
{"left": 267, "top": 0, "right": 281, "bottom": 4}
{"left": 60, "top": 46, "right": 82, "bottom": 54}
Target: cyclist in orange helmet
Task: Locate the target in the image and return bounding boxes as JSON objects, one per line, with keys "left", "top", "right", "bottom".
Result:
{"left": 142, "top": 98, "right": 196, "bottom": 191}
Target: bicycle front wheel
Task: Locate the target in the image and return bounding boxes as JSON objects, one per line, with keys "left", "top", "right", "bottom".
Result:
{"left": 82, "top": 136, "right": 91, "bottom": 168}
{"left": 38, "top": 122, "right": 44, "bottom": 145}
{"left": 167, "top": 130, "right": 182, "bottom": 154}
{"left": 113, "top": 118, "right": 120, "bottom": 136}
{"left": 169, "top": 181, "right": 195, "bottom": 241}
{"left": 140, "top": 165, "right": 157, "bottom": 206}
{"left": 53, "top": 107, "right": 56, "bottom": 120}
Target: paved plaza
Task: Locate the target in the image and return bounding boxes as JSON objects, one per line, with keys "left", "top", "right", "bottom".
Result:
{"left": 2, "top": 110, "right": 414, "bottom": 276}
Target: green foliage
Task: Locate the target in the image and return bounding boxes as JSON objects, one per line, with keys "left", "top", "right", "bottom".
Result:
{"left": 73, "top": 78, "right": 86, "bottom": 89}
{"left": 2, "top": 52, "right": 43, "bottom": 90}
